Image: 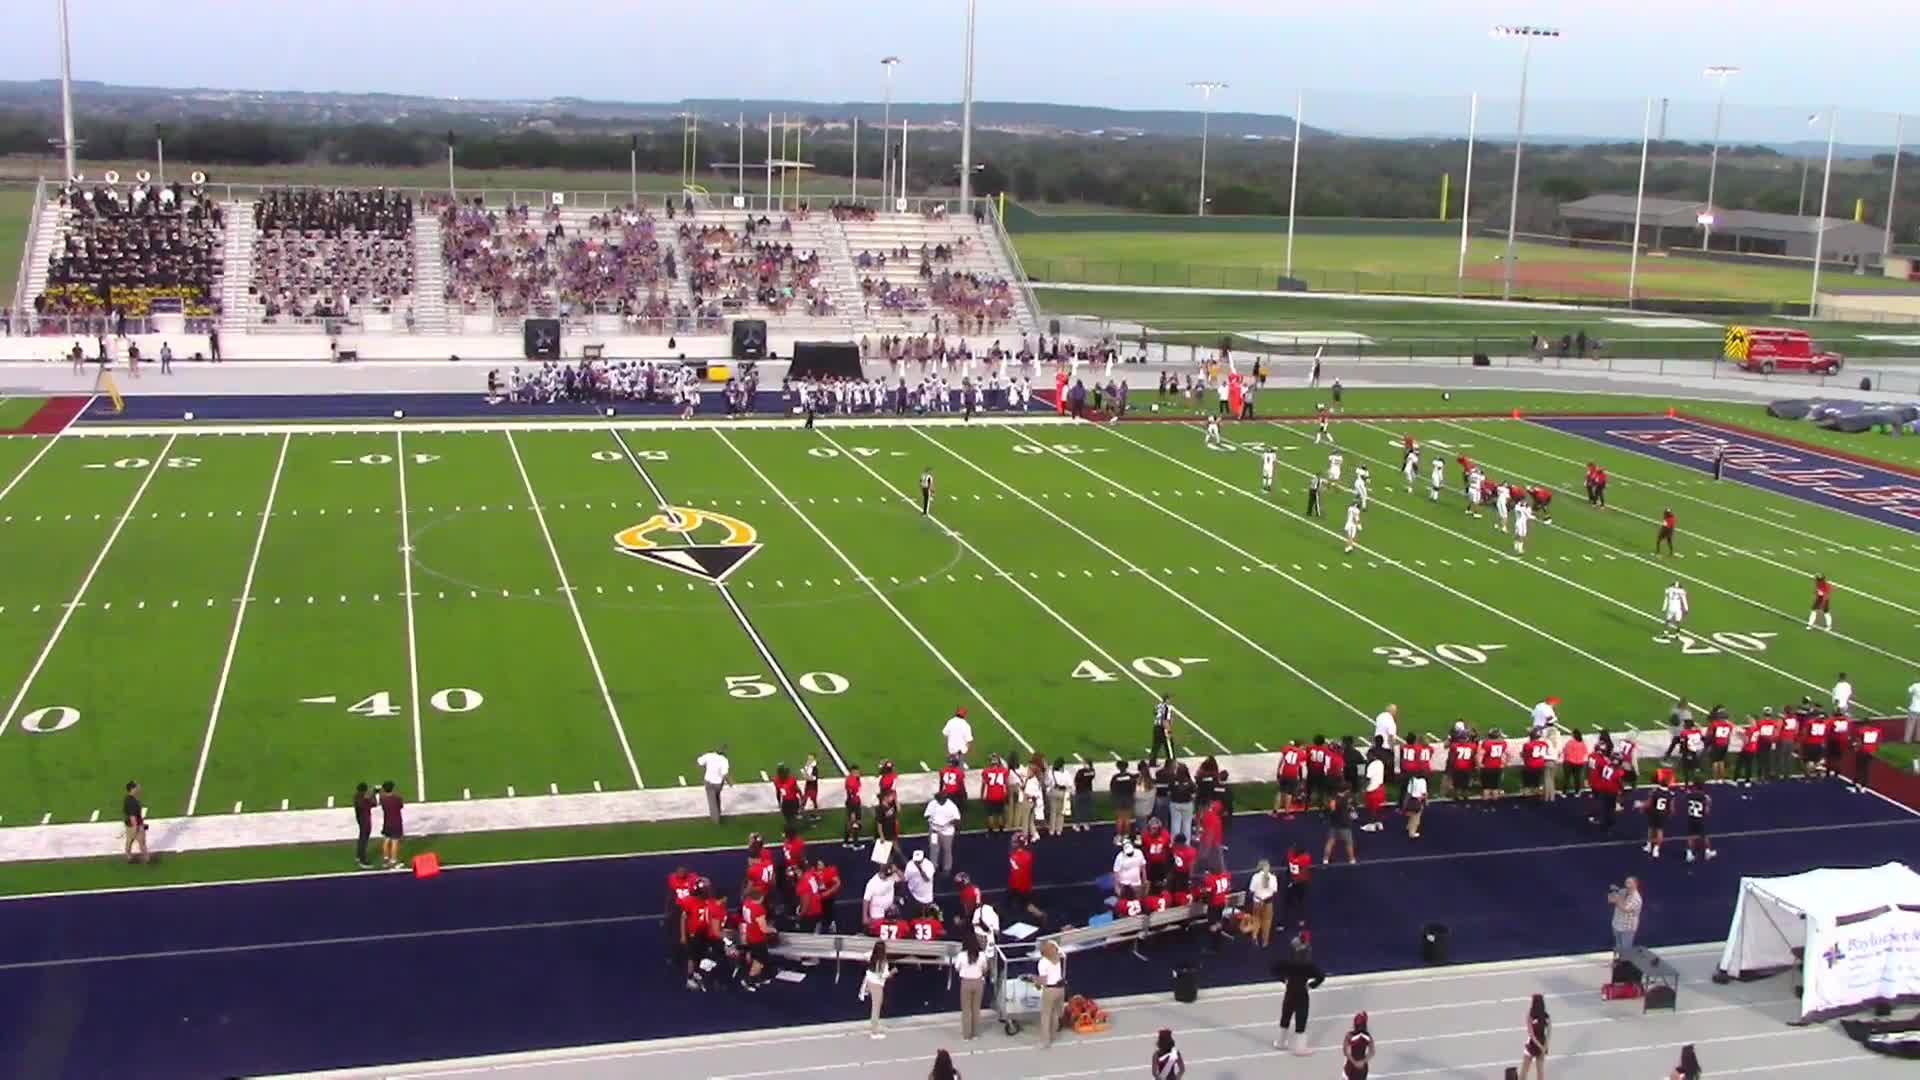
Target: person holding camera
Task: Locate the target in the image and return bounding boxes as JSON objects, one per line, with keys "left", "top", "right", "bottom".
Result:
{"left": 1608, "top": 877, "right": 1642, "bottom": 957}
{"left": 122, "top": 780, "right": 149, "bottom": 864}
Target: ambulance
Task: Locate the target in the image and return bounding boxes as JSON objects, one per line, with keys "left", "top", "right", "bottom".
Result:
{"left": 1722, "top": 326, "right": 1844, "bottom": 375}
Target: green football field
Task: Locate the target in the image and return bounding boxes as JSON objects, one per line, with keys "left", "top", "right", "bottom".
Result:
{"left": 1, "top": 399, "right": 1917, "bottom": 844}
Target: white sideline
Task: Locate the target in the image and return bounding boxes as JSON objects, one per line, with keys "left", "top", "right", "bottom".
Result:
{"left": 505, "top": 430, "right": 643, "bottom": 788}
{"left": 185, "top": 432, "right": 291, "bottom": 814}
{"left": 62, "top": 415, "right": 1080, "bottom": 438}
{"left": 0, "top": 753, "right": 1273, "bottom": 863}
{"left": 715, "top": 430, "right": 1032, "bottom": 754}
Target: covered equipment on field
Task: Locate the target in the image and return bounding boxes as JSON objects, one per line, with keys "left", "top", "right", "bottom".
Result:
{"left": 1715, "top": 862, "right": 1920, "bottom": 1021}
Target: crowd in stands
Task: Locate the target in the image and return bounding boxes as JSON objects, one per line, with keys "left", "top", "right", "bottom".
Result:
{"left": 35, "top": 180, "right": 223, "bottom": 323}
{"left": 683, "top": 219, "right": 833, "bottom": 318}
{"left": 440, "top": 197, "right": 678, "bottom": 321}
{"left": 250, "top": 188, "right": 415, "bottom": 322}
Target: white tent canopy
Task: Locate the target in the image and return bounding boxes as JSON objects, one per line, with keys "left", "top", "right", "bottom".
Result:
{"left": 1718, "top": 862, "right": 1920, "bottom": 1020}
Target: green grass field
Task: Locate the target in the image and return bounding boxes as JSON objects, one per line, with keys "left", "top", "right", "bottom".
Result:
{"left": 1036, "top": 287, "right": 1920, "bottom": 364}
{"left": 1013, "top": 229, "right": 1920, "bottom": 305}
{"left": 1, "top": 396, "right": 1917, "bottom": 896}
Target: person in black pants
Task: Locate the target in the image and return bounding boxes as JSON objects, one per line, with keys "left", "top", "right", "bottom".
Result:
{"left": 352, "top": 781, "right": 375, "bottom": 869}
{"left": 1712, "top": 445, "right": 1726, "bottom": 481}
{"left": 1306, "top": 475, "right": 1322, "bottom": 517}
{"left": 1151, "top": 696, "right": 1175, "bottom": 763}
{"left": 1271, "top": 934, "right": 1326, "bottom": 1054}
{"left": 920, "top": 468, "right": 935, "bottom": 516}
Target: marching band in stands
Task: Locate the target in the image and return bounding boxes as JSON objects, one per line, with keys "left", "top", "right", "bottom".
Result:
{"left": 35, "top": 175, "right": 224, "bottom": 328}
{"left": 251, "top": 188, "right": 414, "bottom": 323}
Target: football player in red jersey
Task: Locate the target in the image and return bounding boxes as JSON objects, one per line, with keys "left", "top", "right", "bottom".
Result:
{"left": 980, "top": 754, "right": 1011, "bottom": 833}
{"left": 1142, "top": 816, "right": 1171, "bottom": 892}
{"left": 1853, "top": 720, "right": 1885, "bottom": 785}
{"left": 1306, "top": 736, "right": 1333, "bottom": 810}
{"left": 1342, "top": 1012, "right": 1376, "bottom": 1080}
{"left": 1707, "top": 711, "right": 1735, "bottom": 781}
{"left": 739, "top": 887, "right": 775, "bottom": 988}
{"left": 1584, "top": 462, "right": 1600, "bottom": 505}
{"left": 743, "top": 834, "right": 777, "bottom": 903}
{"left": 1655, "top": 508, "right": 1677, "bottom": 555}
{"left": 1593, "top": 466, "right": 1609, "bottom": 508}
{"left": 1283, "top": 845, "right": 1313, "bottom": 928}
{"left": 843, "top": 763, "right": 864, "bottom": 844}
{"left": 1808, "top": 574, "right": 1834, "bottom": 631}
{"left": 1529, "top": 485, "right": 1553, "bottom": 523}
{"left": 1479, "top": 729, "right": 1509, "bottom": 800}
{"left": 773, "top": 764, "right": 802, "bottom": 831}
{"left": 1274, "top": 740, "right": 1305, "bottom": 815}
{"left": 678, "top": 878, "right": 714, "bottom": 990}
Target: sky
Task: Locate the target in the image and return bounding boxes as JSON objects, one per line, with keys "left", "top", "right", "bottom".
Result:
{"left": 3, "top": 0, "right": 1915, "bottom": 143}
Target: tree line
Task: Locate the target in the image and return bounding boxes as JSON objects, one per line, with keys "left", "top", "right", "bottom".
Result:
{"left": 0, "top": 107, "right": 1912, "bottom": 234}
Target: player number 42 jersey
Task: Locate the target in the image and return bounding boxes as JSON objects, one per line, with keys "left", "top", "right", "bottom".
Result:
{"left": 1663, "top": 585, "right": 1688, "bottom": 614}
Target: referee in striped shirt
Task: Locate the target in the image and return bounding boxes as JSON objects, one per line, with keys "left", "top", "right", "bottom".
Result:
{"left": 1152, "top": 696, "right": 1175, "bottom": 763}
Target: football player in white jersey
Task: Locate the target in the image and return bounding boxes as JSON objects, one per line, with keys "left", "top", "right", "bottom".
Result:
{"left": 1344, "top": 502, "right": 1363, "bottom": 553}
{"left": 1466, "top": 467, "right": 1484, "bottom": 517}
{"left": 1512, "top": 500, "right": 1533, "bottom": 555}
{"left": 1657, "top": 581, "right": 1689, "bottom": 643}
{"left": 1205, "top": 415, "right": 1221, "bottom": 447}
{"left": 1327, "top": 452, "right": 1344, "bottom": 484}
{"left": 1403, "top": 449, "right": 1419, "bottom": 493}
{"left": 1494, "top": 483, "right": 1511, "bottom": 533}
{"left": 1353, "top": 465, "right": 1370, "bottom": 511}
{"left": 1429, "top": 456, "right": 1445, "bottom": 502}
{"left": 1260, "top": 447, "right": 1278, "bottom": 494}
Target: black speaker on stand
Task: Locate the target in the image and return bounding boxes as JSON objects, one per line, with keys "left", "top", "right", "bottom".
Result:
{"left": 731, "top": 319, "right": 768, "bottom": 360}
{"left": 523, "top": 318, "right": 561, "bottom": 359}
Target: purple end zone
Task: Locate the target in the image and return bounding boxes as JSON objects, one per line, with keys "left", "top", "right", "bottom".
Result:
{"left": 1527, "top": 414, "right": 1920, "bottom": 534}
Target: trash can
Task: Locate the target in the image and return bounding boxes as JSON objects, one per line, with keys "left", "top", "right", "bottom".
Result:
{"left": 1422, "top": 923, "right": 1451, "bottom": 965}
{"left": 1171, "top": 962, "right": 1199, "bottom": 1003}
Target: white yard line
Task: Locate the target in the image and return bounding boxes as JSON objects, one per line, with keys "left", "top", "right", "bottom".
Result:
{"left": 1448, "top": 417, "right": 1920, "bottom": 587}
{"left": 816, "top": 427, "right": 1219, "bottom": 754}
{"left": 185, "top": 433, "right": 290, "bottom": 815}
{"left": 1263, "top": 420, "right": 1876, "bottom": 710}
{"left": 609, "top": 427, "right": 848, "bottom": 773}
{"left": 717, "top": 430, "right": 1032, "bottom": 754}
{"left": 395, "top": 431, "right": 427, "bottom": 801}
{"left": 0, "top": 432, "right": 177, "bottom": 737}
{"left": 1401, "top": 419, "right": 1920, "bottom": 670}
{"left": 1092, "top": 424, "right": 1680, "bottom": 709}
{"left": 935, "top": 426, "right": 1370, "bottom": 737}
{"left": 506, "top": 431, "right": 644, "bottom": 788}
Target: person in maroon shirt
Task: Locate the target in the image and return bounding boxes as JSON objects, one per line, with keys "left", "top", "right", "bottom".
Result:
{"left": 1593, "top": 466, "right": 1609, "bottom": 508}
{"left": 980, "top": 755, "right": 1010, "bottom": 833}
{"left": 1655, "top": 508, "right": 1677, "bottom": 555}
{"left": 1306, "top": 737, "right": 1332, "bottom": 810}
{"left": 1808, "top": 574, "right": 1834, "bottom": 632}
{"left": 1197, "top": 802, "right": 1227, "bottom": 874}
{"left": 1169, "top": 835, "right": 1199, "bottom": 895}
{"left": 1529, "top": 485, "right": 1553, "bottom": 523}
{"left": 773, "top": 765, "right": 802, "bottom": 831}
{"left": 352, "top": 781, "right": 375, "bottom": 869}
{"left": 1853, "top": 722, "right": 1884, "bottom": 785}
{"left": 378, "top": 780, "right": 405, "bottom": 869}
{"left": 1520, "top": 734, "right": 1550, "bottom": 798}
{"left": 740, "top": 888, "right": 775, "bottom": 986}
{"left": 1007, "top": 833, "right": 1045, "bottom": 925}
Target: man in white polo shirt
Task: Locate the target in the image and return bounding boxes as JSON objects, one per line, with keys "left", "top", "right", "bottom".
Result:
{"left": 903, "top": 850, "right": 936, "bottom": 912}
{"left": 925, "top": 790, "right": 963, "bottom": 875}
{"left": 1907, "top": 676, "right": 1920, "bottom": 742}
{"left": 863, "top": 864, "right": 900, "bottom": 927}
{"left": 1373, "top": 704, "right": 1399, "bottom": 747}
{"left": 696, "top": 744, "right": 731, "bottom": 824}
{"left": 942, "top": 707, "right": 974, "bottom": 764}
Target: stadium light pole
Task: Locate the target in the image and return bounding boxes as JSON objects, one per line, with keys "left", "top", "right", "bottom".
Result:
{"left": 880, "top": 56, "right": 901, "bottom": 206}
{"left": 1188, "top": 80, "right": 1227, "bottom": 216}
{"left": 1809, "top": 106, "right": 1838, "bottom": 316}
{"left": 55, "top": 0, "right": 78, "bottom": 180}
{"left": 1884, "top": 114, "right": 1903, "bottom": 260}
{"left": 1456, "top": 93, "right": 1479, "bottom": 290}
{"left": 1700, "top": 65, "right": 1740, "bottom": 251}
{"left": 959, "top": 0, "right": 977, "bottom": 207}
{"left": 1492, "top": 24, "right": 1560, "bottom": 301}
{"left": 1797, "top": 112, "right": 1819, "bottom": 215}
{"left": 1627, "top": 97, "right": 1654, "bottom": 307}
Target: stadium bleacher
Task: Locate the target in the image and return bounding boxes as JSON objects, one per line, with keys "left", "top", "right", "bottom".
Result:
{"left": 30, "top": 180, "right": 224, "bottom": 329}
{"left": 247, "top": 188, "right": 415, "bottom": 325}
{"left": 15, "top": 180, "right": 1035, "bottom": 348}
